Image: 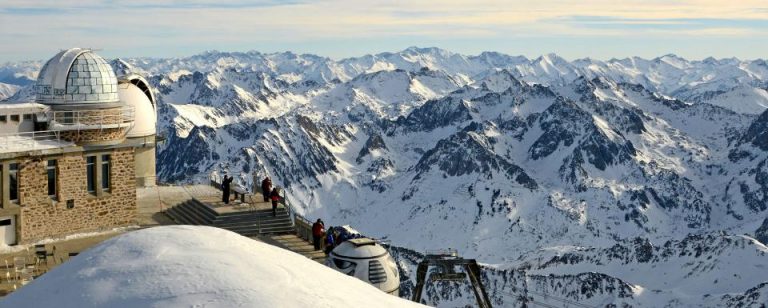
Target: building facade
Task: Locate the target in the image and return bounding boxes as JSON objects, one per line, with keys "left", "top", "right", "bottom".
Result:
{"left": 0, "top": 48, "right": 157, "bottom": 245}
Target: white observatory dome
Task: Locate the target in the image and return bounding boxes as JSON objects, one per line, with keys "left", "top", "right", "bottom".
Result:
{"left": 35, "top": 48, "right": 120, "bottom": 105}
{"left": 325, "top": 238, "right": 400, "bottom": 295}
{"left": 118, "top": 79, "right": 156, "bottom": 137}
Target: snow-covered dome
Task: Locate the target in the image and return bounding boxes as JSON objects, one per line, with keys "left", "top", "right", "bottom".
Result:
{"left": 1, "top": 226, "right": 423, "bottom": 308}
{"left": 35, "top": 48, "right": 120, "bottom": 105}
{"left": 117, "top": 75, "right": 156, "bottom": 137}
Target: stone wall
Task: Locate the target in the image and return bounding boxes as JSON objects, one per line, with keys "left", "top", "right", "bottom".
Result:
{"left": 60, "top": 127, "right": 128, "bottom": 144}
{"left": 17, "top": 148, "right": 136, "bottom": 243}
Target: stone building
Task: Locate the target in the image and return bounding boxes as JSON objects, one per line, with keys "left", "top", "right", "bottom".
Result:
{"left": 0, "top": 48, "right": 158, "bottom": 245}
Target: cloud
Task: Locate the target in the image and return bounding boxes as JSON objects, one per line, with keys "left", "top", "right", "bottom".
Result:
{"left": 551, "top": 16, "right": 768, "bottom": 34}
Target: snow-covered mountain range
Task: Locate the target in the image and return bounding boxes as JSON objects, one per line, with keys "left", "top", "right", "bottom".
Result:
{"left": 3, "top": 47, "right": 768, "bottom": 307}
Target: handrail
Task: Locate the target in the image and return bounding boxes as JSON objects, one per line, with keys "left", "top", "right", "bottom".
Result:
{"left": 208, "top": 171, "right": 312, "bottom": 239}
{"left": 48, "top": 106, "right": 135, "bottom": 131}
{"left": 0, "top": 130, "right": 71, "bottom": 151}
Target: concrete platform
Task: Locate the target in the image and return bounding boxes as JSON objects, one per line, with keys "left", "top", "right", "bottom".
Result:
{"left": 0, "top": 184, "right": 323, "bottom": 298}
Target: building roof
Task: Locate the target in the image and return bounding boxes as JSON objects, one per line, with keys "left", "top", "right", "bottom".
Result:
{"left": 0, "top": 102, "right": 47, "bottom": 113}
{"left": 35, "top": 48, "right": 120, "bottom": 105}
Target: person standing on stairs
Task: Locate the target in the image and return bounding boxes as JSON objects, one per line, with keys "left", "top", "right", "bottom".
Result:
{"left": 261, "top": 177, "right": 272, "bottom": 202}
{"left": 270, "top": 187, "right": 281, "bottom": 217}
{"left": 222, "top": 175, "right": 234, "bottom": 204}
{"left": 312, "top": 219, "right": 325, "bottom": 251}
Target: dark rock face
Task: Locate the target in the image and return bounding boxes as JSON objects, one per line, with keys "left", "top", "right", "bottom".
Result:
{"left": 157, "top": 126, "right": 220, "bottom": 183}
{"left": 541, "top": 233, "right": 762, "bottom": 268}
{"left": 740, "top": 158, "right": 768, "bottom": 212}
{"left": 741, "top": 109, "right": 768, "bottom": 151}
{"left": 722, "top": 282, "right": 768, "bottom": 307}
{"left": 754, "top": 218, "right": 768, "bottom": 245}
{"left": 392, "top": 96, "right": 472, "bottom": 134}
{"left": 645, "top": 171, "right": 711, "bottom": 228}
{"left": 413, "top": 130, "right": 538, "bottom": 189}
{"left": 576, "top": 131, "right": 636, "bottom": 171}
{"left": 529, "top": 98, "right": 584, "bottom": 160}
{"left": 356, "top": 134, "right": 388, "bottom": 163}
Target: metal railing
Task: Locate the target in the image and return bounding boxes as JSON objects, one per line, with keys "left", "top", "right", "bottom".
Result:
{"left": 208, "top": 171, "right": 313, "bottom": 238}
{"left": 0, "top": 130, "right": 72, "bottom": 152}
{"left": 48, "top": 106, "right": 135, "bottom": 131}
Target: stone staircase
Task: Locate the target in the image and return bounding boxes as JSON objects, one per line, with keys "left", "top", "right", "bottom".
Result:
{"left": 165, "top": 199, "right": 295, "bottom": 236}
{"left": 165, "top": 185, "right": 327, "bottom": 264}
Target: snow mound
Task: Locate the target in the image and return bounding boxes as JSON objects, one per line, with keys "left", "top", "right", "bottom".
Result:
{"left": 2, "top": 226, "right": 424, "bottom": 308}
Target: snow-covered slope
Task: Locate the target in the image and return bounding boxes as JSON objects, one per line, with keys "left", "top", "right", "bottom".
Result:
{"left": 0, "top": 82, "right": 20, "bottom": 101}
{"left": 2, "top": 226, "right": 426, "bottom": 308}
{"left": 4, "top": 48, "right": 768, "bottom": 307}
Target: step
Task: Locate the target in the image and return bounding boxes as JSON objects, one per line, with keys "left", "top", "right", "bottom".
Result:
{"left": 212, "top": 216, "right": 291, "bottom": 226}
{"left": 187, "top": 199, "right": 219, "bottom": 220}
{"left": 167, "top": 204, "right": 202, "bottom": 225}
{"left": 212, "top": 217, "right": 291, "bottom": 228}
{"left": 165, "top": 207, "right": 192, "bottom": 225}
{"left": 259, "top": 227, "right": 296, "bottom": 234}
{"left": 178, "top": 201, "right": 214, "bottom": 225}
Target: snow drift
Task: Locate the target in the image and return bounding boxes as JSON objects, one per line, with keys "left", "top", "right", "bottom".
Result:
{"left": 2, "top": 226, "right": 425, "bottom": 308}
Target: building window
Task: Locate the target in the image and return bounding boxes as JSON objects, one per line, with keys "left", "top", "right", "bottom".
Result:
{"left": 23, "top": 114, "right": 32, "bottom": 121}
{"left": 10, "top": 115, "right": 19, "bottom": 122}
{"left": 47, "top": 160, "right": 56, "bottom": 198}
{"left": 101, "top": 155, "right": 110, "bottom": 192}
{"left": 0, "top": 115, "right": 6, "bottom": 123}
{"left": 9, "top": 163, "right": 18, "bottom": 202}
{"left": 62, "top": 112, "right": 74, "bottom": 124}
{"left": 86, "top": 156, "right": 96, "bottom": 194}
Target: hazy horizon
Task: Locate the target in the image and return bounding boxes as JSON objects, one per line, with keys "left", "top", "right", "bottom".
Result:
{"left": 1, "top": 1, "right": 767, "bottom": 62}
{"left": 3, "top": 46, "right": 767, "bottom": 64}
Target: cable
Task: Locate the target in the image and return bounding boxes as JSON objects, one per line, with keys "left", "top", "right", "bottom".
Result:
{"left": 527, "top": 290, "right": 596, "bottom": 308}
{"left": 529, "top": 300, "right": 560, "bottom": 308}
{"left": 500, "top": 288, "right": 598, "bottom": 308}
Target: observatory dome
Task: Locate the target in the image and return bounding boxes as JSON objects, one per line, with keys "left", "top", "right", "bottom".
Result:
{"left": 35, "top": 48, "right": 120, "bottom": 106}
{"left": 118, "top": 80, "right": 156, "bottom": 137}
{"left": 326, "top": 238, "right": 400, "bottom": 295}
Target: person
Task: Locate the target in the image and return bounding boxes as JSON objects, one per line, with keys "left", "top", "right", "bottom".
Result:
{"left": 261, "top": 177, "right": 272, "bottom": 202}
{"left": 324, "top": 226, "right": 335, "bottom": 254}
{"left": 270, "top": 187, "right": 280, "bottom": 217}
{"left": 312, "top": 219, "right": 325, "bottom": 251}
{"left": 221, "top": 175, "right": 234, "bottom": 204}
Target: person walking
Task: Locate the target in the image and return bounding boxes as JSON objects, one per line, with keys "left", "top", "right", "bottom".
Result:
{"left": 312, "top": 219, "right": 325, "bottom": 251}
{"left": 261, "top": 177, "right": 272, "bottom": 202}
{"left": 270, "top": 187, "right": 280, "bottom": 217}
{"left": 221, "top": 175, "right": 234, "bottom": 204}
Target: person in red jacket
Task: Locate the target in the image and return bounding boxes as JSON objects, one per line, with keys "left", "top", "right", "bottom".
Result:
{"left": 270, "top": 187, "right": 280, "bottom": 217}
{"left": 312, "top": 219, "right": 325, "bottom": 250}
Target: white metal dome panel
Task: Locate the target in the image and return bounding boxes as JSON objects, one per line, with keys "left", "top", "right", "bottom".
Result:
{"left": 36, "top": 48, "right": 120, "bottom": 105}
{"left": 119, "top": 83, "right": 156, "bottom": 137}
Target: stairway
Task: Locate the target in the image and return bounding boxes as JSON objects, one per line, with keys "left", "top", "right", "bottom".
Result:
{"left": 165, "top": 187, "right": 327, "bottom": 264}
{"left": 165, "top": 199, "right": 295, "bottom": 236}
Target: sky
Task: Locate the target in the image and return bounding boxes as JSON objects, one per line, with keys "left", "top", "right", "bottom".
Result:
{"left": 1, "top": 0, "right": 767, "bottom": 62}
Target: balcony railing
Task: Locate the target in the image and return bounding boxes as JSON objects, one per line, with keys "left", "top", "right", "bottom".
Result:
{"left": 0, "top": 130, "right": 73, "bottom": 153}
{"left": 48, "top": 106, "right": 135, "bottom": 131}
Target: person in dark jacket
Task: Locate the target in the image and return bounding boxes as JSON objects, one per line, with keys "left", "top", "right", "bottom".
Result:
{"left": 261, "top": 177, "right": 272, "bottom": 202}
{"left": 222, "top": 175, "right": 234, "bottom": 204}
{"left": 312, "top": 219, "right": 325, "bottom": 251}
{"left": 324, "top": 226, "right": 335, "bottom": 254}
{"left": 270, "top": 187, "right": 280, "bottom": 217}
